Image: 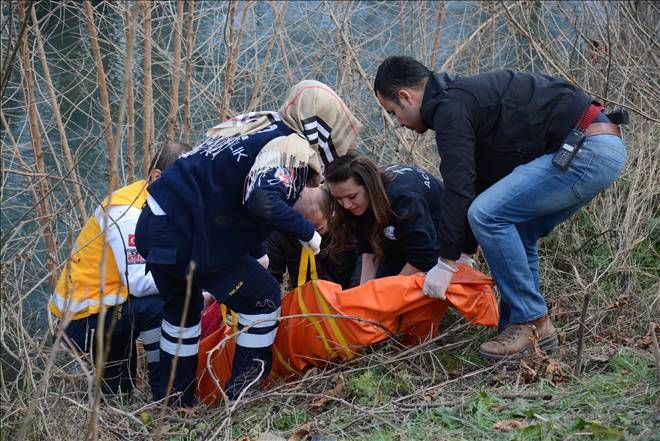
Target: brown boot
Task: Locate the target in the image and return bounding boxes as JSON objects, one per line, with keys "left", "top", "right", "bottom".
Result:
{"left": 479, "top": 315, "right": 558, "bottom": 360}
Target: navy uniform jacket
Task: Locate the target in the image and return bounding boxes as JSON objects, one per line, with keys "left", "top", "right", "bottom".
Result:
{"left": 148, "top": 120, "right": 315, "bottom": 272}
{"left": 356, "top": 164, "right": 445, "bottom": 272}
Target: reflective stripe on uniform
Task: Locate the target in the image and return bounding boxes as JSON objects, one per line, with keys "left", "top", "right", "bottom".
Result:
{"left": 160, "top": 337, "right": 198, "bottom": 357}
{"left": 161, "top": 319, "right": 201, "bottom": 339}
{"left": 237, "top": 307, "right": 281, "bottom": 328}
{"left": 236, "top": 327, "right": 278, "bottom": 348}
{"left": 145, "top": 349, "right": 160, "bottom": 363}
{"left": 49, "top": 291, "right": 124, "bottom": 315}
{"left": 140, "top": 327, "right": 160, "bottom": 345}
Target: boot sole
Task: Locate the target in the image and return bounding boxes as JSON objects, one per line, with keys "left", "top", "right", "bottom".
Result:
{"left": 479, "top": 335, "right": 559, "bottom": 361}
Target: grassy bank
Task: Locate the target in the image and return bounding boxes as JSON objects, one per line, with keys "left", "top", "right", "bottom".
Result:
{"left": 2, "top": 1, "right": 658, "bottom": 440}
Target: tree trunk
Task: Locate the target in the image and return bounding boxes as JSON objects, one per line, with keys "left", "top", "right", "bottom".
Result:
{"left": 166, "top": 0, "right": 185, "bottom": 141}
{"left": 182, "top": 0, "right": 195, "bottom": 144}
{"left": 141, "top": 1, "right": 154, "bottom": 174}
{"left": 83, "top": 0, "right": 118, "bottom": 191}
{"left": 17, "top": 1, "right": 58, "bottom": 289}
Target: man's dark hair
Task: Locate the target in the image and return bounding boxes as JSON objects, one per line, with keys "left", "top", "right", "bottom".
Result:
{"left": 148, "top": 141, "right": 192, "bottom": 174}
{"left": 374, "top": 56, "right": 432, "bottom": 103}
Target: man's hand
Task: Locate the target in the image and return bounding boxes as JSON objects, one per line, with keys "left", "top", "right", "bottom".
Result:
{"left": 457, "top": 253, "right": 475, "bottom": 268}
{"left": 422, "top": 258, "right": 457, "bottom": 300}
{"left": 299, "top": 231, "right": 322, "bottom": 255}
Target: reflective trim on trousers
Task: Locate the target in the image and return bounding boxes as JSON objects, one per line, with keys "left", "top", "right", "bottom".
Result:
{"left": 236, "top": 328, "right": 278, "bottom": 348}
{"left": 145, "top": 349, "right": 160, "bottom": 363}
{"left": 237, "top": 307, "right": 281, "bottom": 328}
{"left": 161, "top": 319, "right": 200, "bottom": 339}
{"left": 140, "top": 327, "right": 160, "bottom": 345}
{"left": 160, "top": 337, "right": 199, "bottom": 357}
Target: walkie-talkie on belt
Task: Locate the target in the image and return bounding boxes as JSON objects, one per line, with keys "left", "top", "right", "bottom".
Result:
{"left": 552, "top": 102, "right": 603, "bottom": 170}
{"left": 552, "top": 129, "right": 586, "bottom": 170}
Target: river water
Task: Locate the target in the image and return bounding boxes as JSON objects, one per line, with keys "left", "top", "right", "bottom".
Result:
{"left": 1, "top": 1, "right": 578, "bottom": 330}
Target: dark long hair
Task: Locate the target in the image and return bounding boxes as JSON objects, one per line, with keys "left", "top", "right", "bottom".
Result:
{"left": 325, "top": 152, "right": 395, "bottom": 259}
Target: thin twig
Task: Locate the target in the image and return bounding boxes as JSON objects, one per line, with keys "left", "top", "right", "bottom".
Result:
{"left": 166, "top": 0, "right": 184, "bottom": 141}
{"left": 16, "top": 0, "right": 58, "bottom": 288}
{"left": 83, "top": 0, "right": 119, "bottom": 190}
{"left": 650, "top": 323, "right": 660, "bottom": 381}
{"left": 141, "top": 1, "right": 154, "bottom": 173}
{"left": 182, "top": 0, "right": 195, "bottom": 144}
{"left": 30, "top": 5, "right": 87, "bottom": 220}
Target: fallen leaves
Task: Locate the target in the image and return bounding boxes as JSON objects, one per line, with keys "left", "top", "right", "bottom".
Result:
{"left": 491, "top": 419, "right": 524, "bottom": 432}
{"left": 310, "top": 376, "right": 345, "bottom": 408}
{"left": 288, "top": 423, "right": 312, "bottom": 441}
{"left": 517, "top": 328, "right": 571, "bottom": 385}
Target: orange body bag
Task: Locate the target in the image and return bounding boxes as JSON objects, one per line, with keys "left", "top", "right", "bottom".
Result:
{"left": 196, "top": 249, "right": 498, "bottom": 404}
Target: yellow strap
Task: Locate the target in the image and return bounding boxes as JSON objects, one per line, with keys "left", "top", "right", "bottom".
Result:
{"left": 297, "top": 246, "right": 318, "bottom": 287}
{"left": 311, "top": 279, "right": 354, "bottom": 360}
{"left": 296, "top": 285, "right": 336, "bottom": 358}
{"left": 220, "top": 303, "right": 233, "bottom": 327}
{"left": 308, "top": 247, "right": 318, "bottom": 281}
{"left": 297, "top": 247, "right": 309, "bottom": 287}
{"left": 219, "top": 304, "right": 238, "bottom": 331}
{"left": 273, "top": 346, "right": 302, "bottom": 377}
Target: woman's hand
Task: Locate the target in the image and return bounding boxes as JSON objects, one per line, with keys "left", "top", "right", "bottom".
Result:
{"left": 359, "top": 253, "right": 380, "bottom": 284}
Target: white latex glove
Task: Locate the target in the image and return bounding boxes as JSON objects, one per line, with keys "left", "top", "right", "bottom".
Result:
{"left": 299, "top": 231, "right": 322, "bottom": 255}
{"left": 202, "top": 290, "right": 215, "bottom": 309}
{"left": 256, "top": 254, "right": 270, "bottom": 269}
{"left": 422, "top": 258, "right": 457, "bottom": 300}
{"left": 456, "top": 253, "right": 475, "bottom": 268}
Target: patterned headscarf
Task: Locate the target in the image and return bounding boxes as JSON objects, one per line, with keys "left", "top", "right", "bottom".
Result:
{"left": 206, "top": 80, "right": 361, "bottom": 175}
{"left": 279, "top": 80, "right": 363, "bottom": 170}
{"left": 205, "top": 81, "right": 361, "bottom": 200}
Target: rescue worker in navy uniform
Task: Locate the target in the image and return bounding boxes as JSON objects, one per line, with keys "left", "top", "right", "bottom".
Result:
{"left": 324, "top": 152, "right": 458, "bottom": 283}
{"left": 373, "top": 56, "right": 626, "bottom": 359}
{"left": 135, "top": 80, "right": 362, "bottom": 405}
{"left": 49, "top": 141, "right": 192, "bottom": 398}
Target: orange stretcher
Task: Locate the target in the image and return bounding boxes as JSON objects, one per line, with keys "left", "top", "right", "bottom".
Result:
{"left": 196, "top": 248, "right": 498, "bottom": 404}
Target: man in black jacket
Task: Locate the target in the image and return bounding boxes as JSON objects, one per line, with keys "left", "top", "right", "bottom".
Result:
{"left": 374, "top": 56, "right": 626, "bottom": 359}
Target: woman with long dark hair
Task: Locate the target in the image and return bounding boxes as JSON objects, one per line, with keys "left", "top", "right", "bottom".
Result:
{"left": 325, "top": 152, "right": 446, "bottom": 283}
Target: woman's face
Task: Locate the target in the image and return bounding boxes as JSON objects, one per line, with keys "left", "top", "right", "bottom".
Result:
{"left": 328, "top": 177, "right": 370, "bottom": 216}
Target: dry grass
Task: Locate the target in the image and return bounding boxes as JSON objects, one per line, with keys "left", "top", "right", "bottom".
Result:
{"left": 1, "top": 1, "right": 658, "bottom": 439}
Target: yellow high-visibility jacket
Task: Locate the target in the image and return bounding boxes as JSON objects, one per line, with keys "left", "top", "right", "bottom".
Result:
{"left": 49, "top": 180, "right": 150, "bottom": 320}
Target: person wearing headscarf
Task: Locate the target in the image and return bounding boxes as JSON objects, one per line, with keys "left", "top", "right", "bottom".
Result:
{"left": 135, "top": 80, "right": 361, "bottom": 405}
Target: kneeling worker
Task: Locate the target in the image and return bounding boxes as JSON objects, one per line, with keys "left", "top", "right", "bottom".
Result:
{"left": 135, "top": 80, "right": 362, "bottom": 405}
{"left": 48, "top": 141, "right": 192, "bottom": 398}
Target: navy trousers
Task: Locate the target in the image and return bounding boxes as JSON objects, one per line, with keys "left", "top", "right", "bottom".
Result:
{"left": 64, "top": 295, "right": 163, "bottom": 398}
{"left": 136, "top": 206, "right": 281, "bottom": 405}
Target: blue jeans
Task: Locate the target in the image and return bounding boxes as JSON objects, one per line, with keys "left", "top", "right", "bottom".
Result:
{"left": 467, "top": 134, "right": 626, "bottom": 329}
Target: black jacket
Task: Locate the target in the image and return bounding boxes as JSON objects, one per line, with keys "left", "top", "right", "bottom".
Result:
{"left": 356, "top": 164, "right": 445, "bottom": 272}
{"left": 420, "top": 70, "right": 592, "bottom": 259}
